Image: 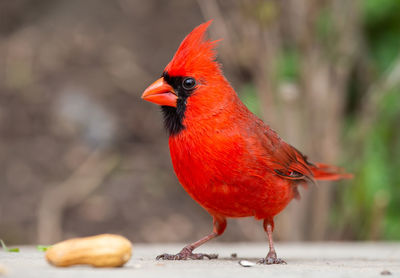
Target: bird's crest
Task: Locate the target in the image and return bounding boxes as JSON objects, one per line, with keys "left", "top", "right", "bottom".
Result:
{"left": 164, "top": 21, "right": 221, "bottom": 78}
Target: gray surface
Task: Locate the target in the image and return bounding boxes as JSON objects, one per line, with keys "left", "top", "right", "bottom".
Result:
{"left": 0, "top": 242, "right": 399, "bottom": 278}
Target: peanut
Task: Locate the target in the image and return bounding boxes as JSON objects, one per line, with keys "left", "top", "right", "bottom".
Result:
{"left": 45, "top": 234, "right": 132, "bottom": 267}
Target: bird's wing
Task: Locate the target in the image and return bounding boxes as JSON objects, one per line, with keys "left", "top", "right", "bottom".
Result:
{"left": 256, "top": 122, "right": 315, "bottom": 182}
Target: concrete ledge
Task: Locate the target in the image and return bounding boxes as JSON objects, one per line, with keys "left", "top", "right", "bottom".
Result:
{"left": 0, "top": 242, "right": 399, "bottom": 277}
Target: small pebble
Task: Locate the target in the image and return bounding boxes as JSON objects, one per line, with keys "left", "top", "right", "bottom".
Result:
{"left": 230, "top": 253, "right": 237, "bottom": 258}
{"left": 239, "top": 260, "right": 256, "bottom": 267}
{"left": 381, "top": 270, "right": 392, "bottom": 275}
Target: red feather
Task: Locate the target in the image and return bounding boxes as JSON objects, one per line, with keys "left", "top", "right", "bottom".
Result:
{"left": 164, "top": 20, "right": 221, "bottom": 78}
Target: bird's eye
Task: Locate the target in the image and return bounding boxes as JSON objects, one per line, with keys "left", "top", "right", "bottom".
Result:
{"left": 182, "top": 77, "right": 196, "bottom": 90}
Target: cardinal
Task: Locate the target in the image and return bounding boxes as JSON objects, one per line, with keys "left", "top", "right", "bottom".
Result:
{"left": 141, "top": 21, "right": 351, "bottom": 264}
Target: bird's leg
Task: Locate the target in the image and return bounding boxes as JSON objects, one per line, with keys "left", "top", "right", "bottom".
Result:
{"left": 156, "top": 216, "right": 226, "bottom": 260}
{"left": 258, "top": 218, "right": 287, "bottom": 265}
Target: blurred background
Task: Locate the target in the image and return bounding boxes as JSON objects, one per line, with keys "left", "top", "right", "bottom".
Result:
{"left": 0, "top": 0, "right": 399, "bottom": 245}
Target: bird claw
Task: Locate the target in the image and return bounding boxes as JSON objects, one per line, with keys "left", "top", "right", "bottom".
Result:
{"left": 257, "top": 257, "right": 287, "bottom": 265}
{"left": 257, "top": 251, "right": 287, "bottom": 265}
{"left": 156, "top": 247, "right": 218, "bottom": 260}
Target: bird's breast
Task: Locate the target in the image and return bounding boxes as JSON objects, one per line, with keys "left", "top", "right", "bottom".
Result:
{"left": 168, "top": 129, "right": 294, "bottom": 219}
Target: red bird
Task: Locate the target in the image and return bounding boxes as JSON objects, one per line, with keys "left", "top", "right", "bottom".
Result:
{"left": 141, "top": 21, "right": 351, "bottom": 264}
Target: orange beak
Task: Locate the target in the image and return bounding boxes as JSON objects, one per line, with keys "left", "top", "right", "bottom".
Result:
{"left": 141, "top": 77, "right": 177, "bottom": 107}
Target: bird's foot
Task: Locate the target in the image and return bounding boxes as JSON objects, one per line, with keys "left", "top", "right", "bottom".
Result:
{"left": 257, "top": 251, "right": 287, "bottom": 265}
{"left": 156, "top": 246, "right": 218, "bottom": 260}
{"left": 258, "top": 257, "right": 286, "bottom": 265}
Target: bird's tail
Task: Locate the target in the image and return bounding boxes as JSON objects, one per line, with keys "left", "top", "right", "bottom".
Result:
{"left": 310, "top": 163, "right": 353, "bottom": 181}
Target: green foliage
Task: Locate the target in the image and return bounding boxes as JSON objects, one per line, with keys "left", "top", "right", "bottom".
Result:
{"left": 277, "top": 48, "right": 300, "bottom": 82}
{"left": 364, "top": 0, "right": 400, "bottom": 24}
{"left": 364, "top": 0, "right": 400, "bottom": 72}
{"left": 0, "top": 239, "right": 20, "bottom": 252}
{"left": 352, "top": 0, "right": 400, "bottom": 240}
{"left": 333, "top": 0, "right": 400, "bottom": 240}
{"left": 379, "top": 90, "right": 400, "bottom": 239}
{"left": 343, "top": 87, "right": 400, "bottom": 240}
{"left": 36, "top": 245, "right": 51, "bottom": 252}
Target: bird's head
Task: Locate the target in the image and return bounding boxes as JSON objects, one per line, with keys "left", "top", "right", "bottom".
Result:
{"left": 141, "top": 21, "right": 235, "bottom": 135}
